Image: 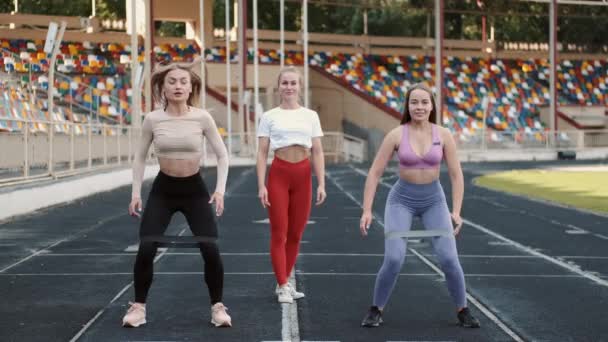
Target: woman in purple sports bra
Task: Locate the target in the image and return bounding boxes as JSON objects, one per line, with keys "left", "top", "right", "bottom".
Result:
{"left": 358, "top": 83, "right": 480, "bottom": 329}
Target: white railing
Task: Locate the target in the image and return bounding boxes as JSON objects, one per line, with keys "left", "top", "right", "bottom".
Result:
{"left": 0, "top": 117, "right": 137, "bottom": 185}
{"left": 454, "top": 130, "right": 608, "bottom": 150}
{"left": 204, "top": 132, "right": 368, "bottom": 163}
{"left": 320, "top": 132, "right": 367, "bottom": 163}
{"left": 0, "top": 126, "right": 367, "bottom": 186}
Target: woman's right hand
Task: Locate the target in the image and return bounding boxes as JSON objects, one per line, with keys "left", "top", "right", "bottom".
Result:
{"left": 360, "top": 210, "right": 373, "bottom": 236}
{"left": 258, "top": 186, "right": 271, "bottom": 208}
{"left": 129, "top": 197, "right": 143, "bottom": 218}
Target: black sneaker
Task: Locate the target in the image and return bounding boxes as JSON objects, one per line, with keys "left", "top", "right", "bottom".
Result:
{"left": 457, "top": 307, "right": 481, "bottom": 328}
{"left": 361, "top": 306, "right": 383, "bottom": 327}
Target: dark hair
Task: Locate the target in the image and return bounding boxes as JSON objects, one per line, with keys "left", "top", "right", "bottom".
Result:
{"left": 400, "top": 83, "right": 437, "bottom": 125}
{"left": 151, "top": 57, "right": 203, "bottom": 109}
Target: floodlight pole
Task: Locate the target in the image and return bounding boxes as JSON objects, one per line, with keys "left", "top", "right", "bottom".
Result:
{"left": 434, "top": 0, "right": 444, "bottom": 125}
{"left": 254, "top": 0, "right": 260, "bottom": 151}
{"left": 225, "top": 0, "right": 232, "bottom": 155}
{"left": 549, "top": 0, "right": 558, "bottom": 145}
{"left": 199, "top": 0, "right": 206, "bottom": 109}
{"left": 303, "top": 0, "right": 309, "bottom": 107}
{"left": 47, "top": 21, "right": 67, "bottom": 176}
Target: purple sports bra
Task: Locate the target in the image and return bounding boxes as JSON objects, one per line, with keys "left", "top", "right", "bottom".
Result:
{"left": 398, "top": 123, "right": 443, "bottom": 169}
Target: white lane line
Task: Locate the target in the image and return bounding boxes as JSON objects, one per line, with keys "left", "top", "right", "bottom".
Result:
{"left": 69, "top": 226, "right": 187, "bottom": 342}
{"left": 0, "top": 211, "right": 126, "bottom": 273}
{"left": 463, "top": 219, "right": 608, "bottom": 288}
{"left": 299, "top": 273, "right": 582, "bottom": 278}
{"left": 35, "top": 252, "right": 388, "bottom": 257}
{"left": 70, "top": 168, "right": 255, "bottom": 341}
{"left": 465, "top": 195, "right": 509, "bottom": 208}
{"left": 350, "top": 165, "right": 608, "bottom": 289}
{"left": 329, "top": 169, "right": 525, "bottom": 342}
{"left": 124, "top": 244, "right": 167, "bottom": 252}
{"left": 24, "top": 252, "right": 550, "bottom": 258}
{"left": 387, "top": 340, "right": 456, "bottom": 342}
{"left": 559, "top": 255, "right": 608, "bottom": 259}
{"left": 37, "top": 252, "right": 594, "bottom": 259}
{"left": 594, "top": 234, "right": 608, "bottom": 240}
{"left": 0, "top": 272, "right": 586, "bottom": 278}
{"left": 411, "top": 247, "right": 524, "bottom": 342}
{"left": 441, "top": 255, "right": 539, "bottom": 258}
{"left": 465, "top": 184, "right": 604, "bottom": 235}
{"left": 254, "top": 218, "right": 317, "bottom": 224}
{"left": 282, "top": 270, "right": 300, "bottom": 342}
{"left": 564, "top": 224, "right": 589, "bottom": 235}
{"left": 488, "top": 241, "right": 513, "bottom": 246}
{"left": 474, "top": 180, "right": 608, "bottom": 219}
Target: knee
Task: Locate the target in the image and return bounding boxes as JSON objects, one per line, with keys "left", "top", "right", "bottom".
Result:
{"left": 437, "top": 254, "right": 462, "bottom": 273}
{"left": 199, "top": 242, "right": 220, "bottom": 258}
{"left": 286, "top": 229, "right": 303, "bottom": 244}
{"left": 134, "top": 242, "right": 157, "bottom": 271}
{"left": 136, "top": 242, "right": 158, "bottom": 260}
{"left": 271, "top": 232, "right": 287, "bottom": 247}
{"left": 382, "top": 253, "right": 405, "bottom": 274}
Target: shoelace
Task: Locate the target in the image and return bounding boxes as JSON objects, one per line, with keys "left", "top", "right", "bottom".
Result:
{"left": 213, "top": 304, "right": 229, "bottom": 313}
{"left": 127, "top": 302, "right": 144, "bottom": 314}
{"left": 288, "top": 284, "right": 304, "bottom": 296}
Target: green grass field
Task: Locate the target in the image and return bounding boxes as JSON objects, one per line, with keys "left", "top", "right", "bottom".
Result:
{"left": 474, "top": 170, "right": 608, "bottom": 214}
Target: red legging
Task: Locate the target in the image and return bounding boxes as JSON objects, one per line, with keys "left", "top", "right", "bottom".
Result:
{"left": 267, "top": 157, "right": 312, "bottom": 285}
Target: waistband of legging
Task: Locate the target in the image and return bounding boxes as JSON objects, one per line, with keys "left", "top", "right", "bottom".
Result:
{"left": 156, "top": 169, "right": 202, "bottom": 183}
{"left": 271, "top": 156, "right": 310, "bottom": 168}
{"left": 392, "top": 177, "right": 441, "bottom": 193}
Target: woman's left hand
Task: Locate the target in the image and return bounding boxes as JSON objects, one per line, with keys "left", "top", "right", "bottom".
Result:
{"left": 209, "top": 192, "right": 225, "bottom": 216}
{"left": 315, "top": 186, "right": 327, "bottom": 206}
{"left": 451, "top": 212, "right": 463, "bottom": 236}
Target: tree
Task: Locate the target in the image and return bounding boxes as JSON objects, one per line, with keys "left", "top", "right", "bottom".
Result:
{"left": 8, "top": 0, "right": 92, "bottom": 16}
{"left": 96, "top": 0, "right": 126, "bottom": 19}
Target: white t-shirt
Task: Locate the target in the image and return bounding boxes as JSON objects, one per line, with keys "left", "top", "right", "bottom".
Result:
{"left": 257, "top": 106, "right": 324, "bottom": 151}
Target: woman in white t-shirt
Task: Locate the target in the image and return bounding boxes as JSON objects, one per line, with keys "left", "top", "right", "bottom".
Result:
{"left": 256, "top": 66, "right": 327, "bottom": 303}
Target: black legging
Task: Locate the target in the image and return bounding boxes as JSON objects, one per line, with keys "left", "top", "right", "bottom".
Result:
{"left": 134, "top": 170, "right": 223, "bottom": 305}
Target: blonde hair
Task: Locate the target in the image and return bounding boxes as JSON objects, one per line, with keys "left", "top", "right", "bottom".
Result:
{"left": 151, "top": 57, "right": 203, "bottom": 109}
{"left": 276, "top": 66, "right": 303, "bottom": 104}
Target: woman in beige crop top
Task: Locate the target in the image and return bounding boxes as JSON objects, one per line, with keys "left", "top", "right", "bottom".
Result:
{"left": 256, "top": 66, "right": 327, "bottom": 303}
{"left": 122, "top": 59, "right": 232, "bottom": 328}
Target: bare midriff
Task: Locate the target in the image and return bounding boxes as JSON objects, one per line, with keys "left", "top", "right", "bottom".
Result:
{"left": 399, "top": 167, "right": 440, "bottom": 184}
{"left": 158, "top": 157, "right": 201, "bottom": 177}
{"left": 274, "top": 145, "right": 310, "bottom": 163}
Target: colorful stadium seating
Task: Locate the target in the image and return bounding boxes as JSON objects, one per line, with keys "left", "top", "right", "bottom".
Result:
{"left": 2, "top": 38, "right": 606, "bottom": 136}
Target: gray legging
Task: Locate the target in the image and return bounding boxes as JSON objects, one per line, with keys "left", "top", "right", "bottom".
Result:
{"left": 373, "top": 178, "right": 467, "bottom": 309}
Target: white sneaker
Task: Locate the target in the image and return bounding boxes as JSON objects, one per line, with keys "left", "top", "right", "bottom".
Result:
{"left": 210, "top": 302, "right": 232, "bottom": 327}
{"left": 276, "top": 285, "right": 294, "bottom": 303}
{"left": 122, "top": 302, "right": 146, "bottom": 327}
{"left": 275, "top": 283, "right": 305, "bottom": 300}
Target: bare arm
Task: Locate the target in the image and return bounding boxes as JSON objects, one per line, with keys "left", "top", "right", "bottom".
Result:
{"left": 360, "top": 127, "right": 400, "bottom": 235}
{"left": 441, "top": 127, "right": 465, "bottom": 235}
{"left": 131, "top": 116, "right": 153, "bottom": 200}
{"left": 129, "top": 114, "right": 153, "bottom": 217}
{"left": 202, "top": 112, "right": 229, "bottom": 195}
{"left": 256, "top": 137, "right": 271, "bottom": 208}
{"left": 311, "top": 137, "right": 326, "bottom": 205}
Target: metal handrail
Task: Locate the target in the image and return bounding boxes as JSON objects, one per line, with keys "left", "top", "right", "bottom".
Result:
{"left": 0, "top": 127, "right": 368, "bottom": 186}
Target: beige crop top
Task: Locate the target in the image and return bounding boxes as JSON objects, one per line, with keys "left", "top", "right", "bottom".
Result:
{"left": 131, "top": 108, "right": 229, "bottom": 199}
